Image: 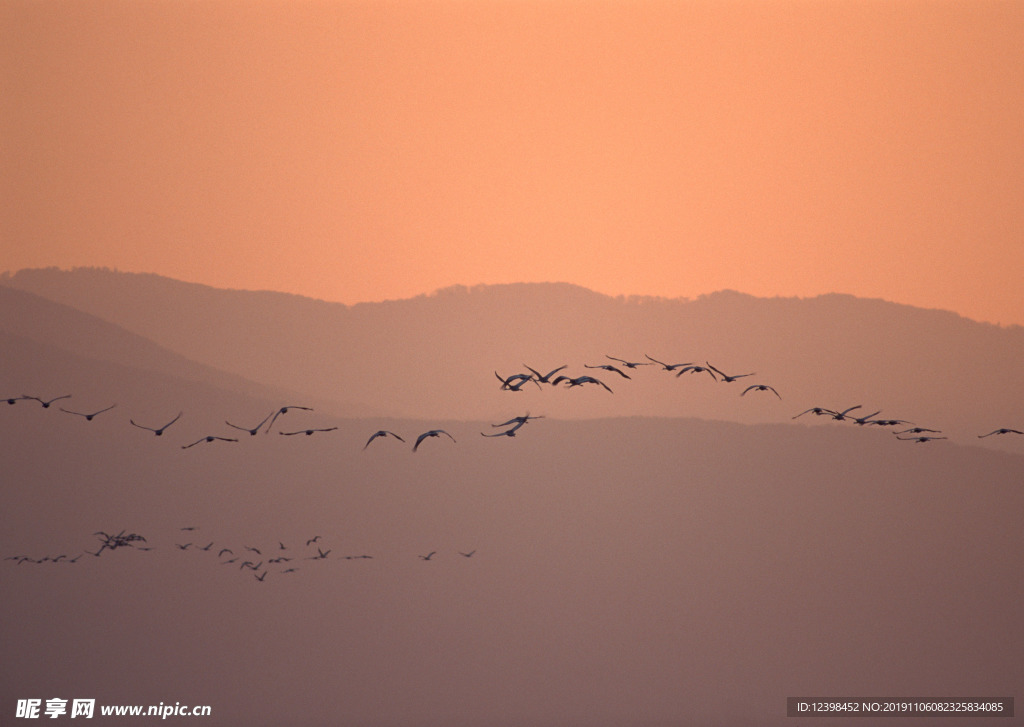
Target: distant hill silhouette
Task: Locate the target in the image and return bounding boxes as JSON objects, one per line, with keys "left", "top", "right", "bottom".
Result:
{"left": 0, "top": 283, "right": 382, "bottom": 418}
{"left": 4, "top": 267, "right": 1023, "bottom": 449}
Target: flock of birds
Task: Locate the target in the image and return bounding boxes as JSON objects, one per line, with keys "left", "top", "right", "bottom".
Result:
{"left": 4, "top": 527, "right": 477, "bottom": 582}
{"left": 3, "top": 352, "right": 1023, "bottom": 453}
{"left": 4, "top": 351, "right": 1022, "bottom": 581}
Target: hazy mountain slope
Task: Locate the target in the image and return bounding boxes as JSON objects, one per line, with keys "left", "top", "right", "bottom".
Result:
{"left": 4, "top": 267, "right": 1023, "bottom": 451}
{"left": 0, "top": 284, "right": 381, "bottom": 417}
{"left": 2, "top": 408, "right": 1021, "bottom": 727}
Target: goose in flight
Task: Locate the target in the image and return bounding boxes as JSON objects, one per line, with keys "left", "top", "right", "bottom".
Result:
{"left": 265, "top": 405, "right": 314, "bottom": 434}
{"left": 645, "top": 354, "right": 694, "bottom": 372}
{"left": 306, "top": 535, "right": 321, "bottom": 546}
{"left": 584, "top": 363, "right": 631, "bottom": 379}
{"left": 364, "top": 430, "right": 406, "bottom": 449}
{"left": 418, "top": 551, "right": 437, "bottom": 561}
{"left": 181, "top": 435, "right": 238, "bottom": 449}
{"left": 495, "top": 371, "right": 540, "bottom": 391}
{"left": 605, "top": 355, "right": 653, "bottom": 369}
{"left": 24, "top": 394, "right": 71, "bottom": 408}
{"left": 225, "top": 411, "right": 274, "bottom": 436}
{"left": 792, "top": 407, "right": 834, "bottom": 419}
{"left": 740, "top": 384, "right": 781, "bottom": 399}
{"left": 865, "top": 418, "right": 913, "bottom": 428}
{"left": 897, "top": 435, "right": 948, "bottom": 443}
{"left": 60, "top": 404, "right": 117, "bottom": 421}
{"left": 458, "top": 550, "right": 476, "bottom": 558}
{"left": 413, "top": 429, "right": 456, "bottom": 452}
{"left": 481, "top": 427, "right": 522, "bottom": 438}
{"left": 280, "top": 426, "right": 338, "bottom": 436}
{"left": 131, "top": 412, "right": 182, "bottom": 436}
{"left": 675, "top": 365, "right": 717, "bottom": 380}
{"left": 895, "top": 427, "right": 942, "bottom": 435}
{"left": 705, "top": 363, "right": 755, "bottom": 383}
{"left": 829, "top": 405, "right": 862, "bottom": 421}
{"left": 523, "top": 364, "right": 568, "bottom": 384}
{"left": 978, "top": 428, "right": 1023, "bottom": 438}
{"left": 849, "top": 410, "right": 883, "bottom": 425}
{"left": 491, "top": 413, "right": 544, "bottom": 428}
{"left": 551, "top": 374, "right": 613, "bottom": 393}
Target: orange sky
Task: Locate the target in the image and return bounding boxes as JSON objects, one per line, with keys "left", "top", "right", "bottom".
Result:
{"left": 3, "top": 0, "right": 1023, "bottom": 325}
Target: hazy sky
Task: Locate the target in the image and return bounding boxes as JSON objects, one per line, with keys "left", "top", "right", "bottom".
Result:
{"left": 3, "top": 0, "right": 1023, "bottom": 325}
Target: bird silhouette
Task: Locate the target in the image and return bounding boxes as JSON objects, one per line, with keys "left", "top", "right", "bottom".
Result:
{"left": 265, "top": 405, "right": 314, "bottom": 434}
{"left": 792, "top": 407, "right": 833, "bottom": 419}
{"left": 418, "top": 551, "right": 437, "bottom": 561}
{"left": 495, "top": 371, "right": 539, "bottom": 391}
{"left": 280, "top": 427, "right": 338, "bottom": 436}
{"left": 181, "top": 435, "right": 238, "bottom": 449}
{"left": 491, "top": 414, "right": 543, "bottom": 428}
{"left": 740, "top": 384, "right": 781, "bottom": 399}
{"left": 705, "top": 363, "right": 756, "bottom": 382}
{"left": 458, "top": 550, "right": 476, "bottom": 558}
{"left": 306, "top": 536, "right": 321, "bottom": 546}
{"left": 414, "top": 429, "right": 456, "bottom": 452}
{"left": 24, "top": 394, "right": 71, "bottom": 408}
{"left": 551, "top": 375, "right": 613, "bottom": 393}
{"left": 895, "top": 427, "right": 942, "bottom": 435}
{"left": 523, "top": 364, "right": 568, "bottom": 384}
{"left": 644, "top": 355, "right": 693, "bottom": 372}
{"left": 60, "top": 404, "right": 117, "bottom": 421}
{"left": 675, "top": 365, "right": 717, "bottom": 380}
{"left": 225, "top": 411, "right": 274, "bottom": 436}
{"left": 978, "top": 428, "right": 1023, "bottom": 438}
{"left": 605, "top": 355, "right": 653, "bottom": 369}
{"left": 363, "top": 430, "right": 406, "bottom": 449}
{"left": 897, "top": 435, "right": 948, "bottom": 443}
{"left": 131, "top": 412, "right": 182, "bottom": 436}
{"left": 584, "top": 364, "right": 631, "bottom": 379}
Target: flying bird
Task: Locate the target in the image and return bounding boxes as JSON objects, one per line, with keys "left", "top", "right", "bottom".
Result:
{"left": 418, "top": 551, "right": 437, "bottom": 561}
{"left": 829, "top": 405, "right": 863, "bottom": 421}
{"left": 705, "top": 363, "right": 756, "bottom": 383}
{"left": 280, "top": 427, "right": 338, "bottom": 436}
{"left": 551, "top": 375, "right": 613, "bottom": 393}
{"left": 897, "top": 435, "right": 948, "bottom": 443}
{"left": 363, "top": 430, "right": 405, "bottom": 449}
{"left": 265, "top": 405, "right": 314, "bottom": 434}
{"left": 740, "top": 384, "right": 781, "bottom": 399}
{"left": 978, "top": 428, "right": 1023, "bottom": 438}
{"left": 895, "top": 427, "right": 942, "bottom": 435}
{"left": 225, "top": 411, "right": 274, "bottom": 436}
{"left": 849, "top": 410, "right": 883, "bottom": 425}
{"left": 523, "top": 364, "right": 568, "bottom": 384}
{"left": 131, "top": 412, "right": 182, "bottom": 436}
{"left": 605, "top": 356, "right": 653, "bottom": 369}
{"left": 495, "top": 371, "right": 539, "bottom": 391}
{"left": 23, "top": 394, "right": 71, "bottom": 408}
{"left": 181, "top": 435, "right": 238, "bottom": 449}
{"left": 413, "top": 429, "right": 456, "bottom": 452}
{"left": 491, "top": 414, "right": 543, "bottom": 428}
{"left": 584, "top": 364, "right": 631, "bottom": 379}
{"left": 644, "top": 355, "right": 694, "bottom": 372}
{"left": 60, "top": 404, "right": 117, "bottom": 421}
{"left": 306, "top": 536, "right": 321, "bottom": 546}
{"left": 4, "top": 396, "right": 29, "bottom": 405}
{"left": 675, "top": 365, "right": 718, "bottom": 380}
{"left": 458, "top": 550, "right": 476, "bottom": 558}
{"left": 792, "top": 407, "right": 834, "bottom": 419}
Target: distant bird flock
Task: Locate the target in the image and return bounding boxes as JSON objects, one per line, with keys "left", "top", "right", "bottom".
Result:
{"left": 4, "top": 351, "right": 1020, "bottom": 580}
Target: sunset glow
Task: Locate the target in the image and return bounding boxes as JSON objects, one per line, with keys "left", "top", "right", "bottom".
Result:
{"left": 4, "top": 0, "right": 1023, "bottom": 324}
